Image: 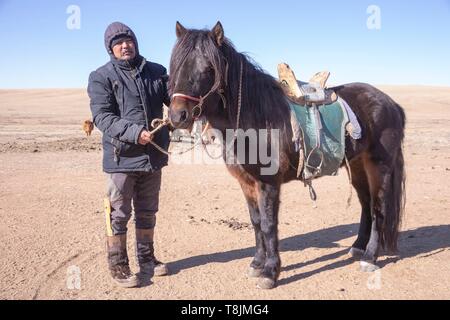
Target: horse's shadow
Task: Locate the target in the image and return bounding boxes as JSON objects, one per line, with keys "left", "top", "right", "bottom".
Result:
{"left": 164, "top": 224, "right": 450, "bottom": 287}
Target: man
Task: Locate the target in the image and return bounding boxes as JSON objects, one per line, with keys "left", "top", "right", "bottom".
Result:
{"left": 88, "top": 22, "right": 170, "bottom": 288}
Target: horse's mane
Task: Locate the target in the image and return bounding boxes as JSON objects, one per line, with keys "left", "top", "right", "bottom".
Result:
{"left": 170, "top": 29, "right": 292, "bottom": 147}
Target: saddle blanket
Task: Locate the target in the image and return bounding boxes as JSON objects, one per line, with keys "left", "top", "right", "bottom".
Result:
{"left": 289, "top": 97, "right": 361, "bottom": 179}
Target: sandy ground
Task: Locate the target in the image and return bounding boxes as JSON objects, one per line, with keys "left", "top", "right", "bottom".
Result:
{"left": 0, "top": 86, "right": 449, "bottom": 300}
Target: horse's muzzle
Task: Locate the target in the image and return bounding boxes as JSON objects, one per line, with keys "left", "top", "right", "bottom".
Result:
{"left": 169, "top": 104, "right": 192, "bottom": 129}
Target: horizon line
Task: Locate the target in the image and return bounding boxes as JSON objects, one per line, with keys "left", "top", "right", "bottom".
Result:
{"left": 1, "top": 84, "right": 450, "bottom": 90}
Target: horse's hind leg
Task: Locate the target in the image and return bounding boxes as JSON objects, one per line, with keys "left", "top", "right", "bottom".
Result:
{"left": 359, "top": 123, "right": 405, "bottom": 271}
{"left": 255, "top": 182, "right": 281, "bottom": 289}
{"left": 359, "top": 153, "right": 393, "bottom": 272}
{"left": 238, "top": 180, "right": 266, "bottom": 278}
{"left": 348, "top": 157, "right": 372, "bottom": 259}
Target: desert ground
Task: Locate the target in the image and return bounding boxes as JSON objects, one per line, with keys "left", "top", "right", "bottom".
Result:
{"left": 0, "top": 86, "right": 449, "bottom": 300}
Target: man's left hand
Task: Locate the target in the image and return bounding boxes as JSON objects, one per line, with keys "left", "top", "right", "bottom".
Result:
{"left": 138, "top": 129, "right": 154, "bottom": 145}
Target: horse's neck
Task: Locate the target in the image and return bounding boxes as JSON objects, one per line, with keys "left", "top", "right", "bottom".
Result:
{"left": 209, "top": 57, "right": 292, "bottom": 132}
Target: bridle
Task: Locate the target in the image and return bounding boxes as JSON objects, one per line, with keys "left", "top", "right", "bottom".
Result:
{"left": 171, "top": 57, "right": 244, "bottom": 160}
{"left": 171, "top": 59, "right": 243, "bottom": 125}
{"left": 171, "top": 89, "right": 225, "bottom": 120}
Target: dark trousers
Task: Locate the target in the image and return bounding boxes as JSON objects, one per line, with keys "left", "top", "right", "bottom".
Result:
{"left": 106, "top": 170, "right": 161, "bottom": 235}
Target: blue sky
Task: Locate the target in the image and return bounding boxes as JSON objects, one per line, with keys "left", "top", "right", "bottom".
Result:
{"left": 0, "top": 0, "right": 449, "bottom": 88}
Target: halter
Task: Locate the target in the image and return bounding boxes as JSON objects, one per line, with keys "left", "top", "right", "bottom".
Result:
{"left": 171, "top": 87, "right": 221, "bottom": 119}
{"left": 171, "top": 59, "right": 242, "bottom": 123}
{"left": 171, "top": 58, "right": 244, "bottom": 162}
{"left": 171, "top": 93, "right": 201, "bottom": 103}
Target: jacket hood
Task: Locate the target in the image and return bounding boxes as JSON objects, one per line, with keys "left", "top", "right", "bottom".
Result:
{"left": 104, "top": 21, "right": 140, "bottom": 56}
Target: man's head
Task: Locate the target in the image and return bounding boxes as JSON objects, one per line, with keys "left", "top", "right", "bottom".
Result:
{"left": 104, "top": 22, "right": 139, "bottom": 60}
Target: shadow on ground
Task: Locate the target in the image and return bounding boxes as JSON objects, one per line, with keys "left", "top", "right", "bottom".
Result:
{"left": 167, "top": 224, "right": 450, "bottom": 287}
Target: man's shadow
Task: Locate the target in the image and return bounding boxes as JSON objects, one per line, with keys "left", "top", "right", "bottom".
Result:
{"left": 143, "top": 224, "right": 450, "bottom": 288}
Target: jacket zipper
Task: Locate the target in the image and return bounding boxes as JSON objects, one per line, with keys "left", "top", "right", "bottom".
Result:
{"left": 129, "top": 60, "right": 152, "bottom": 171}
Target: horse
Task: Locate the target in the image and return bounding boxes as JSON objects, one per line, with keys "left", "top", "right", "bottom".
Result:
{"left": 168, "top": 21, "right": 406, "bottom": 289}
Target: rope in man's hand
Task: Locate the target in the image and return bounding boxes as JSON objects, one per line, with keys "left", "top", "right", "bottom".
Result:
{"left": 146, "top": 117, "right": 197, "bottom": 156}
{"left": 150, "top": 118, "right": 170, "bottom": 135}
{"left": 147, "top": 117, "right": 216, "bottom": 157}
{"left": 137, "top": 117, "right": 169, "bottom": 146}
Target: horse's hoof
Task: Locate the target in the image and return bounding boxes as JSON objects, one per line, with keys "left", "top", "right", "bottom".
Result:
{"left": 360, "top": 260, "right": 379, "bottom": 272}
{"left": 247, "top": 267, "right": 263, "bottom": 278}
{"left": 256, "top": 277, "right": 276, "bottom": 289}
{"left": 348, "top": 247, "right": 365, "bottom": 259}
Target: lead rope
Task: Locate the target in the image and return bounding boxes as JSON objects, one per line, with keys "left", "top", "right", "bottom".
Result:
{"left": 147, "top": 117, "right": 201, "bottom": 156}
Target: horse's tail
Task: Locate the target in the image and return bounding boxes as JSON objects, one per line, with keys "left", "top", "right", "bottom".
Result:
{"left": 383, "top": 105, "right": 406, "bottom": 252}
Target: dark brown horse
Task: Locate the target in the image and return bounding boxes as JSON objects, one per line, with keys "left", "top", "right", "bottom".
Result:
{"left": 168, "top": 21, "right": 406, "bottom": 289}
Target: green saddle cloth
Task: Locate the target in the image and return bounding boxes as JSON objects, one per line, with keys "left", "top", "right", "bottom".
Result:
{"left": 289, "top": 99, "right": 349, "bottom": 179}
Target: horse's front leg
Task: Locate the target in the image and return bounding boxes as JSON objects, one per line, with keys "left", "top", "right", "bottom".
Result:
{"left": 238, "top": 180, "right": 266, "bottom": 277}
{"left": 256, "top": 182, "right": 281, "bottom": 289}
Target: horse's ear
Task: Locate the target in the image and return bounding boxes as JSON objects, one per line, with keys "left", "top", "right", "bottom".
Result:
{"left": 176, "top": 21, "right": 187, "bottom": 38}
{"left": 211, "top": 21, "right": 224, "bottom": 46}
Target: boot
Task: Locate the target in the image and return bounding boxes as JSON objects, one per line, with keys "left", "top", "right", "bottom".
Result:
{"left": 106, "top": 234, "right": 139, "bottom": 288}
{"left": 136, "top": 228, "right": 169, "bottom": 276}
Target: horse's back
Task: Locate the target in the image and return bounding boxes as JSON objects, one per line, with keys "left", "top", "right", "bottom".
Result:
{"left": 332, "top": 82, "right": 405, "bottom": 131}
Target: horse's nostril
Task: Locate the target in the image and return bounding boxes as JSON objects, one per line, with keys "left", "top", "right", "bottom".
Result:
{"left": 180, "top": 110, "right": 188, "bottom": 122}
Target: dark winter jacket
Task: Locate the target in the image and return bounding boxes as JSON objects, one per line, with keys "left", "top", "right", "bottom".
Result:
{"left": 87, "top": 22, "right": 170, "bottom": 173}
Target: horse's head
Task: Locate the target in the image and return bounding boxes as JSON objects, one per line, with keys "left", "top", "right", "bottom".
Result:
{"left": 169, "top": 21, "right": 227, "bottom": 130}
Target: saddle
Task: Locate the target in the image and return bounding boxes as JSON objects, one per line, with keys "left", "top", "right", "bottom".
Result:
{"left": 278, "top": 63, "right": 338, "bottom": 106}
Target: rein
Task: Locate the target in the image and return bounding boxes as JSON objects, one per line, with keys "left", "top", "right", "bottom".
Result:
{"left": 198, "top": 59, "right": 244, "bottom": 160}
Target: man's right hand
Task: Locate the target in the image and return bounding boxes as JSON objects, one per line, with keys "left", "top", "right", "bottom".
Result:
{"left": 138, "top": 129, "right": 154, "bottom": 145}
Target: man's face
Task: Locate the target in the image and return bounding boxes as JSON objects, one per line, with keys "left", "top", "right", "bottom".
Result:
{"left": 112, "top": 38, "right": 136, "bottom": 60}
